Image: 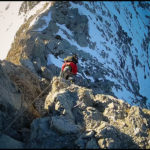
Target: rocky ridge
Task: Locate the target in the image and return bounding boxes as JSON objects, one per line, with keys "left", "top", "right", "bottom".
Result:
{"left": 30, "top": 77, "right": 150, "bottom": 149}
{"left": 0, "top": 1, "right": 150, "bottom": 149}
{"left": 0, "top": 61, "right": 150, "bottom": 148}
{"left": 5, "top": 1, "right": 150, "bottom": 108}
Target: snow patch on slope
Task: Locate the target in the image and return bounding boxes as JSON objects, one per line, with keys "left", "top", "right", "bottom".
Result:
{"left": 47, "top": 54, "right": 63, "bottom": 68}
{"left": 0, "top": 2, "right": 23, "bottom": 60}
{"left": 29, "top": 2, "right": 52, "bottom": 31}
{"left": 0, "top": 1, "right": 51, "bottom": 60}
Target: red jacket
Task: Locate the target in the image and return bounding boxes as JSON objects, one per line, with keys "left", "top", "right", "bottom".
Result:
{"left": 62, "top": 62, "right": 77, "bottom": 75}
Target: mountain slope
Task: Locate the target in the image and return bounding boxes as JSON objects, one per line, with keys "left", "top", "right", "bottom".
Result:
{"left": 4, "top": 1, "right": 150, "bottom": 109}
{"left": 1, "top": 2, "right": 150, "bottom": 149}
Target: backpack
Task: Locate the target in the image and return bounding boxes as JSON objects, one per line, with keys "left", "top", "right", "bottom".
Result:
{"left": 64, "top": 56, "right": 73, "bottom": 62}
{"left": 64, "top": 55, "right": 78, "bottom": 64}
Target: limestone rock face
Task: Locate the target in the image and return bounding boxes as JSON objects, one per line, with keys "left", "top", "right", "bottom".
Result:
{"left": 0, "top": 67, "right": 150, "bottom": 149}
{"left": 27, "top": 77, "right": 150, "bottom": 149}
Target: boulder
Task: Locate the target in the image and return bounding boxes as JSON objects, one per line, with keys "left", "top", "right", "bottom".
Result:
{"left": 51, "top": 116, "right": 81, "bottom": 134}
{"left": 28, "top": 116, "right": 76, "bottom": 149}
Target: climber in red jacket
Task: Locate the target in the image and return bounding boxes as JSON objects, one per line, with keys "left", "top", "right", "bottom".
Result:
{"left": 60, "top": 54, "right": 78, "bottom": 82}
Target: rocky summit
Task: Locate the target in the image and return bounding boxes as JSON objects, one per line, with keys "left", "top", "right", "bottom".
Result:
{"left": 0, "top": 1, "right": 150, "bottom": 149}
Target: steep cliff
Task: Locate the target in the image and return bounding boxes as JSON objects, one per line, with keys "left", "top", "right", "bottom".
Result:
{"left": 0, "top": 1, "right": 150, "bottom": 149}
{"left": 5, "top": 1, "right": 150, "bottom": 109}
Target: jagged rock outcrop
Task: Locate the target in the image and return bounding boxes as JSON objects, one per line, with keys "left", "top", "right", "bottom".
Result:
{"left": 0, "top": 64, "right": 150, "bottom": 149}
{"left": 27, "top": 77, "right": 150, "bottom": 149}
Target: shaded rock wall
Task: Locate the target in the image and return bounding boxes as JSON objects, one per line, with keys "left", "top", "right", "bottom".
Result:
{"left": 0, "top": 60, "right": 43, "bottom": 144}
